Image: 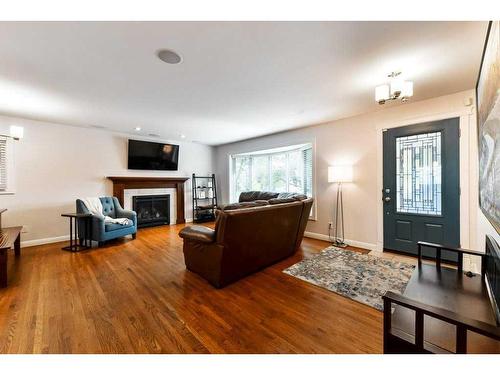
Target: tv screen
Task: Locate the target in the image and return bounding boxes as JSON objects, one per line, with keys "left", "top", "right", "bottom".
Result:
{"left": 128, "top": 139, "right": 179, "bottom": 171}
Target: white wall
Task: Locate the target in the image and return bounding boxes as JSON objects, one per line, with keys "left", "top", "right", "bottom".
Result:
{"left": 478, "top": 213, "right": 500, "bottom": 251}
{"left": 215, "top": 90, "right": 486, "bottom": 254}
{"left": 1, "top": 90, "right": 497, "bottom": 257}
{"left": 0, "top": 115, "right": 214, "bottom": 246}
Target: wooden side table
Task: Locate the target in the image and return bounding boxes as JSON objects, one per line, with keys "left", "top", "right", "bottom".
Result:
{"left": 0, "top": 227, "right": 22, "bottom": 288}
{"left": 61, "top": 213, "right": 92, "bottom": 252}
{"left": 0, "top": 208, "right": 22, "bottom": 287}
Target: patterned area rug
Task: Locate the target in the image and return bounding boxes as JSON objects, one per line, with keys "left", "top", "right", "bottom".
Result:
{"left": 283, "top": 246, "right": 415, "bottom": 310}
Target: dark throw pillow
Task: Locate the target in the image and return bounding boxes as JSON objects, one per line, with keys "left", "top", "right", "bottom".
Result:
{"left": 268, "top": 197, "right": 297, "bottom": 205}
{"left": 221, "top": 200, "right": 269, "bottom": 211}
{"left": 277, "top": 192, "right": 308, "bottom": 201}
{"left": 238, "top": 191, "right": 279, "bottom": 202}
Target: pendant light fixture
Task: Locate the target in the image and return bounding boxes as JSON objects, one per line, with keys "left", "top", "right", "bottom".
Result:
{"left": 375, "top": 72, "right": 413, "bottom": 105}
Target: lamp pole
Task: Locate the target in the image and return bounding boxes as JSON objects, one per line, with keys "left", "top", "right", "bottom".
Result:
{"left": 334, "top": 181, "right": 347, "bottom": 247}
{"left": 328, "top": 165, "right": 352, "bottom": 248}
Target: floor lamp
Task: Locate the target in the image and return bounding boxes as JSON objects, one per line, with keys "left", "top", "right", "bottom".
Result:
{"left": 328, "top": 165, "right": 353, "bottom": 247}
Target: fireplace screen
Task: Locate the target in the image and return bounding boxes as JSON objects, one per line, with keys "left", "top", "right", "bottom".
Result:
{"left": 132, "top": 194, "right": 170, "bottom": 228}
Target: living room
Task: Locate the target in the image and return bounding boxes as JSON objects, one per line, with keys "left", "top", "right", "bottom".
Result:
{"left": 0, "top": 1, "right": 499, "bottom": 372}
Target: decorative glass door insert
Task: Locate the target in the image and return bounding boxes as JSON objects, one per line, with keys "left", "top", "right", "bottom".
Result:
{"left": 395, "top": 131, "right": 442, "bottom": 216}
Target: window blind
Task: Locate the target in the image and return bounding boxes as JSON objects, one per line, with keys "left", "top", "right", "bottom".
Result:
{"left": 0, "top": 137, "right": 7, "bottom": 191}
{"left": 303, "top": 147, "right": 313, "bottom": 197}
{"left": 230, "top": 143, "right": 313, "bottom": 201}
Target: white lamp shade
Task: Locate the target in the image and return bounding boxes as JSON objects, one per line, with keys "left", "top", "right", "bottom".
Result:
{"left": 390, "top": 77, "right": 404, "bottom": 95}
{"left": 9, "top": 125, "right": 24, "bottom": 139}
{"left": 401, "top": 81, "right": 414, "bottom": 98}
{"left": 375, "top": 84, "right": 390, "bottom": 102}
{"left": 328, "top": 165, "right": 353, "bottom": 183}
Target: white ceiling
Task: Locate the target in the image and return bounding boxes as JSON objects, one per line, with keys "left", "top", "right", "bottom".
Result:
{"left": 0, "top": 21, "right": 488, "bottom": 145}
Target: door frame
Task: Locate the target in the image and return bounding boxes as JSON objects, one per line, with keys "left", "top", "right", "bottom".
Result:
{"left": 382, "top": 118, "right": 460, "bottom": 257}
{"left": 375, "top": 106, "right": 477, "bottom": 256}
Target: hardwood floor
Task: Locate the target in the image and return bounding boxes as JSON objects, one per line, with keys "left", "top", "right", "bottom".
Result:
{"left": 0, "top": 224, "right": 383, "bottom": 353}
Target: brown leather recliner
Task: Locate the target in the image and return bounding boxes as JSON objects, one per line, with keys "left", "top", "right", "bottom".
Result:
{"left": 179, "top": 198, "right": 313, "bottom": 288}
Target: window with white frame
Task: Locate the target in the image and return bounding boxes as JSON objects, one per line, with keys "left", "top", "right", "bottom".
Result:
{"left": 230, "top": 143, "right": 314, "bottom": 202}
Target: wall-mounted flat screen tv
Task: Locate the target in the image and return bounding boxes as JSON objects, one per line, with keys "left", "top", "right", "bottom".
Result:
{"left": 128, "top": 139, "right": 179, "bottom": 170}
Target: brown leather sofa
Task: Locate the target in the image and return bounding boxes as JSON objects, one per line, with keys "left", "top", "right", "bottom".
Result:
{"left": 179, "top": 197, "right": 313, "bottom": 288}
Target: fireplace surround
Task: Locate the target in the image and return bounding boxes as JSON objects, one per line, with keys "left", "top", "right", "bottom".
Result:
{"left": 107, "top": 176, "right": 189, "bottom": 224}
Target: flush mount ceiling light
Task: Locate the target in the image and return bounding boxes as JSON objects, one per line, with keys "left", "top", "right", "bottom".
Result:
{"left": 375, "top": 72, "right": 413, "bottom": 105}
{"left": 157, "top": 49, "right": 182, "bottom": 65}
{"left": 180, "top": 134, "right": 186, "bottom": 139}
{"left": 135, "top": 126, "right": 142, "bottom": 131}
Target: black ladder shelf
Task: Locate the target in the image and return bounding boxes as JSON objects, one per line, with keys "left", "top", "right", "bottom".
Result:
{"left": 192, "top": 173, "right": 218, "bottom": 223}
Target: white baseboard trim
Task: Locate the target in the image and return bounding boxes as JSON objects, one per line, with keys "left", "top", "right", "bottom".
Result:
{"left": 171, "top": 218, "right": 193, "bottom": 225}
{"left": 21, "top": 235, "right": 70, "bottom": 248}
{"left": 303, "top": 231, "right": 377, "bottom": 252}
{"left": 21, "top": 219, "right": 194, "bottom": 248}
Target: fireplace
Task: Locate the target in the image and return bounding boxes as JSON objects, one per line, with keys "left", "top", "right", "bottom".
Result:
{"left": 132, "top": 194, "right": 170, "bottom": 228}
{"left": 107, "top": 177, "right": 189, "bottom": 224}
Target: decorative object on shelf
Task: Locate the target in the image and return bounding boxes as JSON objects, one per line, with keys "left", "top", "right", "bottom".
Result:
{"left": 0, "top": 125, "right": 24, "bottom": 141}
{"left": 375, "top": 71, "right": 413, "bottom": 105}
{"left": 192, "top": 173, "right": 218, "bottom": 223}
{"left": 477, "top": 21, "right": 500, "bottom": 234}
{"left": 328, "top": 165, "right": 353, "bottom": 247}
{"left": 198, "top": 188, "right": 206, "bottom": 199}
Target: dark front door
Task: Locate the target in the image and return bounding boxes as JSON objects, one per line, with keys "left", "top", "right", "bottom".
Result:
{"left": 383, "top": 118, "right": 460, "bottom": 261}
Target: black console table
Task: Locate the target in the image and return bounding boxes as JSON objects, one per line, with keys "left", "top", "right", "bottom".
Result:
{"left": 383, "top": 239, "right": 500, "bottom": 353}
{"left": 61, "top": 213, "right": 92, "bottom": 252}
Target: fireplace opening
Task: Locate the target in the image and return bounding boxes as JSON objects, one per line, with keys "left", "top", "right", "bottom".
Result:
{"left": 132, "top": 194, "right": 170, "bottom": 228}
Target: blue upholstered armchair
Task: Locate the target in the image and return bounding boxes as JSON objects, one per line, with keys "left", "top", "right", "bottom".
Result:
{"left": 76, "top": 197, "right": 137, "bottom": 246}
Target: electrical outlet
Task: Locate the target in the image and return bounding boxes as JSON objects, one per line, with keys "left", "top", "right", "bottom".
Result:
{"left": 21, "top": 225, "right": 29, "bottom": 233}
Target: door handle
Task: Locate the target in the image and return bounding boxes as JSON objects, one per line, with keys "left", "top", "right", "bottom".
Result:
{"left": 384, "top": 196, "right": 391, "bottom": 202}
